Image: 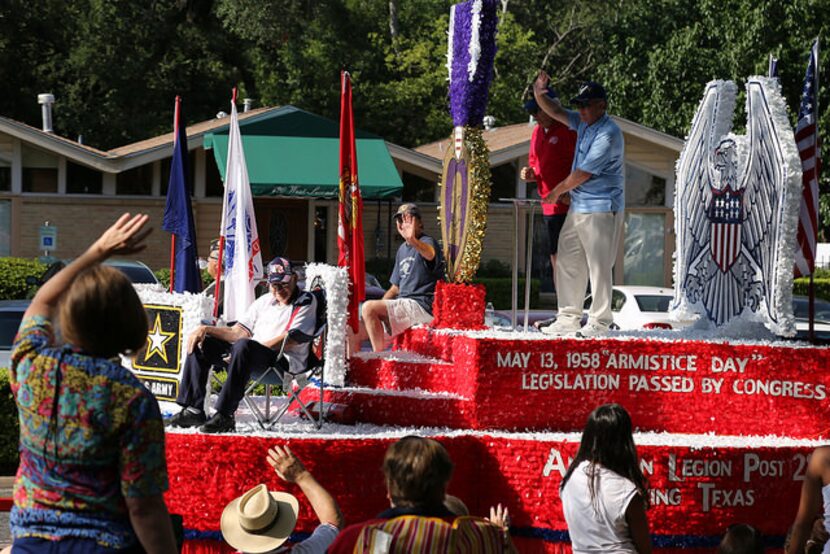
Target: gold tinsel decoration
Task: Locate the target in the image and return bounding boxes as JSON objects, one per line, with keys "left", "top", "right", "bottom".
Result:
{"left": 438, "top": 126, "right": 492, "bottom": 283}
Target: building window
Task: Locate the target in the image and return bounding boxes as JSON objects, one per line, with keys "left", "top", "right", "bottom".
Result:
{"left": 625, "top": 165, "right": 666, "bottom": 206}
{"left": 205, "top": 152, "right": 224, "bottom": 197}
{"left": 22, "top": 169, "right": 57, "bottom": 193}
{"left": 0, "top": 167, "right": 9, "bottom": 191}
{"left": 66, "top": 161, "right": 102, "bottom": 194}
{"left": 160, "top": 151, "right": 196, "bottom": 196}
{"left": 401, "top": 172, "right": 435, "bottom": 202}
{"left": 624, "top": 212, "right": 666, "bottom": 286}
{"left": 116, "top": 165, "right": 153, "bottom": 195}
{"left": 21, "top": 144, "right": 58, "bottom": 193}
{"left": 490, "top": 163, "right": 517, "bottom": 203}
{"left": 313, "top": 206, "right": 328, "bottom": 262}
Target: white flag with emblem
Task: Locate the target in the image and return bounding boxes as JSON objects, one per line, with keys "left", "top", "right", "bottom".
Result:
{"left": 220, "top": 99, "right": 262, "bottom": 322}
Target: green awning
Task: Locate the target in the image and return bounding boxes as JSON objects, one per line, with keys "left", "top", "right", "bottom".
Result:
{"left": 203, "top": 106, "right": 402, "bottom": 199}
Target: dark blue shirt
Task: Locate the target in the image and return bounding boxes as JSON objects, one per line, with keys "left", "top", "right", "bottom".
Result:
{"left": 390, "top": 234, "right": 444, "bottom": 314}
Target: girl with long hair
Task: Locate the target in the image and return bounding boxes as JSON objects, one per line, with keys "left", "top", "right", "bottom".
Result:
{"left": 560, "top": 403, "right": 652, "bottom": 554}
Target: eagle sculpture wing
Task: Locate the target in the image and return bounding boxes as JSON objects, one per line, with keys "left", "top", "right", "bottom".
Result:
{"left": 739, "top": 77, "right": 801, "bottom": 335}
{"left": 672, "top": 80, "right": 737, "bottom": 318}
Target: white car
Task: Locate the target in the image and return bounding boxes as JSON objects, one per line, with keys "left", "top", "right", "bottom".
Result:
{"left": 792, "top": 295, "right": 830, "bottom": 339}
{"left": 586, "top": 285, "right": 695, "bottom": 331}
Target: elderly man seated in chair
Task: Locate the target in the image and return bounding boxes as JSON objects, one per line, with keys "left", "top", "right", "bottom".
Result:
{"left": 166, "top": 257, "right": 317, "bottom": 433}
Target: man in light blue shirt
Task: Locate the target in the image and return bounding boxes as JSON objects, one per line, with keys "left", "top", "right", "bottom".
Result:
{"left": 532, "top": 72, "right": 625, "bottom": 337}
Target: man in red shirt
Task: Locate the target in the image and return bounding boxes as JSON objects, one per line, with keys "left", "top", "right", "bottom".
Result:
{"left": 520, "top": 87, "right": 577, "bottom": 288}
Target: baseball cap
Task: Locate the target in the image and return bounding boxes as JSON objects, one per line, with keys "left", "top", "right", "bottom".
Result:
{"left": 266, "top": 257, "right": 294, "bottom": 284}
{"left": 524, "top": 86, "right": 558, "bottom": 114}
{"left": 393, "top": 203, "right": 421, "bottom": 221}
{"left": 570, "top": 81, "right": 607, "bottom": 105}
{"left": 209, "top": 238, "right": 221, "bottom": 259}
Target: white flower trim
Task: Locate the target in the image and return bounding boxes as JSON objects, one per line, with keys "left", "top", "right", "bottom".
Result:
{"left": 753, "top": 75, "right": 802, "bottom": 337}
{"left": 467, "top": 0, "right": 483, "bottom": 82}
{"left": 446, "top": 4, "right": 456, "bottom": 83}
{"left": 304, "top": 263, "right": 349, "bottom": 386}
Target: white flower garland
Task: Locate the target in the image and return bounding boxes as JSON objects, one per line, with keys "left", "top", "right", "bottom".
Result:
{"left": 755, "top": 75, "right": 802, "bottom": 337}
{"left": 304, "top": 263, "right": 349, "bottom": 386}
{"left": 446, "top": 4, "right": 456, "bottom": 83}
{"left": 467, "top": 0, "right": 483, "bottom": 82}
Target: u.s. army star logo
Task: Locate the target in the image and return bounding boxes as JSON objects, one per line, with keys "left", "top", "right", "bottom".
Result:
{"left": 133, "top": 305, "right": 183, "bottom": 373}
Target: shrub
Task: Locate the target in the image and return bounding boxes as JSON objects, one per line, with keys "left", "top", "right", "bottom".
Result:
{"left": 0, "top": 258, "right": 46, "bottom": 300}
{"left": 154, "top": 268, "right": 170, "bottom": 289}
{"left": 0, "top": 368, "right": 19, "bottom": 474}
{"left": 477, "top": 259, "right": 512, "bottom": 278}
{"left": 154, "top": 268, "right": 211, "bottom": 290}
{"left": 210, "top": 370, "right": 273, "bottom": 396}
{"left": 793, "top": 278, "right": 830, "bottom": 302}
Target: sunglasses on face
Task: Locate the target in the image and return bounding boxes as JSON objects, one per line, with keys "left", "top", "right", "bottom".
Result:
{"left": 270, "top": 281, "right": 290, "bottom": 291}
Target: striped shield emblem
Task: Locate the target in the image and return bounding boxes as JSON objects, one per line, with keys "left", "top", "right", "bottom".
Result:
{"left": 709, "top": 187, "right": 743, "bottom": 272}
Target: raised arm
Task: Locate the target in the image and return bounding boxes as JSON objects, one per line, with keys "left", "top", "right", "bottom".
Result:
{"left": 397, "top": 214, "right": 436, "bottom": 261}
{"left": 534, "top": 71, "right": 570, "bottom": 127}
{"left": 267, "top": 445, "right": 343, "bottom": 529}
{"left": 24, "top": 213, "right": 151, "bottom": 321}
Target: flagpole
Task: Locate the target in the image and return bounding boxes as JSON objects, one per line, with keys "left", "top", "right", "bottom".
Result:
{"left": 213, "top": 236, "right": 225, "bottom": 318}
{"left": 809, "top": 38, "right": 820, "bottom": 343}
{"left": 168, "top": 96, "right": 182, "bottom": 293}
{"left": 212, "top": 87, "right": 237, "bottom": 318}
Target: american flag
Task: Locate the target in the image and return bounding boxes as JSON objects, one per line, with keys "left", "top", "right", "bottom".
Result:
{"left": 794, "top": 39, "right": 821, "bottom": 278}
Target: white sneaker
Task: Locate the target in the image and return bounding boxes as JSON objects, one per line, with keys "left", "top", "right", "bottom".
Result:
{"left": 576, "top": 322, "right": 609, "bottom": 338}
{"left": 540, "top": 319, "right": 581, "bottom": 336}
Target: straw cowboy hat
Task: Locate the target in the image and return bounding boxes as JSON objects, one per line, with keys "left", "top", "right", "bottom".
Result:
{"left": 220, "top": 484, "right": 300, "bottom": 553}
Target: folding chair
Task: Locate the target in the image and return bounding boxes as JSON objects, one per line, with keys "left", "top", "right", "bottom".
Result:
{"left": 242, "top": 279, "right": 328, "bottom": 430}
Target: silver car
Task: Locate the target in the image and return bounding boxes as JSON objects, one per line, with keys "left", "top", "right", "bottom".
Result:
{"left": 0, "top": 260, "right": 160, "bottom": 368}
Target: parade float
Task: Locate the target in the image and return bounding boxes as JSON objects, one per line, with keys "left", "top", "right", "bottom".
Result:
{"left": 129, "top": 3, "right": 825, "bottom": 551}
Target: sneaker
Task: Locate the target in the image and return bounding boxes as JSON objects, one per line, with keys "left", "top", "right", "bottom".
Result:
{"left": 164, "top": 409, "right": 206, "bottom": 428}
{"left": 200, "top": 412, "right": 235, "bottom": 434}
{"left": 576, "top": 322, "right": 609, "bottom": 338}
{"left": 533, "top": 317, "right": 557, "bottom": 330}
{"left": 540, "top": 319, "right": 581, "bottom": 336}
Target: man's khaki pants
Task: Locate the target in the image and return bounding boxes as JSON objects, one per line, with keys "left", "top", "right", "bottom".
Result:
{"left": 554, "top": 210, "right": 624, "bottom": 329}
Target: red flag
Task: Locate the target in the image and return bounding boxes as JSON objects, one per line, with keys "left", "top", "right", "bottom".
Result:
{"left": 337, "top": 71, "right": 365, "bottom": 333}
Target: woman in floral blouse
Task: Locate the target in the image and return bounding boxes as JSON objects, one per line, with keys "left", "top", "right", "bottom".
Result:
{"left": 9, "top": 213, "right": 176, "bottom": 553}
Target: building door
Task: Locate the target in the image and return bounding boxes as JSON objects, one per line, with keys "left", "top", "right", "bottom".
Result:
{"left": 253, "top": 198, "right": 309, "bottom": 263}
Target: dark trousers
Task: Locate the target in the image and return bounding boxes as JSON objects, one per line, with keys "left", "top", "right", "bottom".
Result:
{"left": 176, "top": 336, "right": 287, "bottom": 417}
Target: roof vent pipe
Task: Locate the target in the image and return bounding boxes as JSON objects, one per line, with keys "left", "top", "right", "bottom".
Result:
{"left": 243, "top": 98, "right": 253, "bottom": 112}
{"left": 38, "top": 93, "right": 55, "bottom": 133}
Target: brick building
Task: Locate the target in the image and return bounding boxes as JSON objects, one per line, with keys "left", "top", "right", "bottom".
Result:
{"left": 0, "top": 102, "right": 682, "bottom": 287}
